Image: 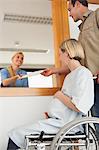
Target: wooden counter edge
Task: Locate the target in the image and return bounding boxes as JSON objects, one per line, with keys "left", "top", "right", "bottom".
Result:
{"left": 0, "top": 87, "right": 59, "bottom": 97}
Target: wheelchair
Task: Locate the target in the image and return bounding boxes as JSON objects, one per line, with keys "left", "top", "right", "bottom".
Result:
{"left": 24, "top": 116, "right": 99, "bottom": 150}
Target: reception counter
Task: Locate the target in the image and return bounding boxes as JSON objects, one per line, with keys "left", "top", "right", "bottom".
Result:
{"left": 0, "top": 87, "right": 59, "bottom": 97}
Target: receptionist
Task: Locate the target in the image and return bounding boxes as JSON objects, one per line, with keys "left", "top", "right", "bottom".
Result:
{"left": 1, "top": 51, "right": 28, "bottom": 87}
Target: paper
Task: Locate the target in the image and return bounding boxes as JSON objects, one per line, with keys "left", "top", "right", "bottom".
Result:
{"left": 20, "top": 70, "right": 44, "bottom": 79}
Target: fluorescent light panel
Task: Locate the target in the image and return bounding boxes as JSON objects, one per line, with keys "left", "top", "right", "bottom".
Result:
{"left": 0, "top": 48, "right": 48, "bottom": 53}
{"left": 4, "top": 14, "right": 52, "bottom": 25}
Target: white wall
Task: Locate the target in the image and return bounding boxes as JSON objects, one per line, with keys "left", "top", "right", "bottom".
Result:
{"left": 0, "top": 96, "right": 52, "bottom": 150}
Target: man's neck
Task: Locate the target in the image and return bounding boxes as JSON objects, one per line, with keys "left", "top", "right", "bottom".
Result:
{"left": 80, "top": 7, "right": 89, "bottom": 21}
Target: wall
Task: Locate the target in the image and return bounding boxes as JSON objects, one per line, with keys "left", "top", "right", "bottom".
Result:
{"left": 0, "top": 96, "right": 52, "bottom": 150}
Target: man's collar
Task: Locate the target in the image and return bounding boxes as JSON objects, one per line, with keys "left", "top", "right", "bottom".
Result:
{"left": 78, "top": 10, "right": 93, "bottom": 30}
{"left": 83, "top": 9, "right": 92, "bottom": 20}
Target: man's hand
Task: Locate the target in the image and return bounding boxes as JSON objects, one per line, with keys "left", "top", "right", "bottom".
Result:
{"left": 97, "top": 74, "right": 99, "bottom": 84}
{"left": 41, "top": 68, "right": 55, "bottom": 76}
{"left": 94, "top": 72, "right": 99, "bottom": 84}
{"left": 41, "top": 66, "right": 70, "bottom": 77}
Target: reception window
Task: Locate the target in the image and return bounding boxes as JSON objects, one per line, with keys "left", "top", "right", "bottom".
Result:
{"left": 0, "top": 69, "right": 53, "bottom": 88}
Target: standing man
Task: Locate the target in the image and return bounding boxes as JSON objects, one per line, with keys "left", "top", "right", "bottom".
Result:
{"left": 68, "top": 0, "right": 99, "bottom": 139}
{"left": 42, "top": 0, "right": 99, "bottom": 138}
{"left": 68, "top": 0, "right": 99, "bottom": 74}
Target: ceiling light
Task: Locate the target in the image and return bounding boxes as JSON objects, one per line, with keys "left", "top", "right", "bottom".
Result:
{"left": 4, "top": 14, "right": 52, "bottom": 25}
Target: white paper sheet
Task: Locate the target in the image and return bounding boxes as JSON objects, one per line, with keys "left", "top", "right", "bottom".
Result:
{"left": 20, "top": 70, "right": 44, "bottom": 79}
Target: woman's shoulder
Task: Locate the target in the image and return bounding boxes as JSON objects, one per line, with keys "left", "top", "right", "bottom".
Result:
{"left": 0, "top": 68, "right": 9, "bottom": 73}
{"left": 76, "top": 66, "right": 93, "bottom": 79}
{"left": 81, "top": 66, "right": 92, "bottom": 75}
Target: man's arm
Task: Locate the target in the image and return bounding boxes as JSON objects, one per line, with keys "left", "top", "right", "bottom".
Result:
{"left": 95, "top": 8, "right": 99, "bottom": 27}
{"left": 41, "top": 65, "right": 70, "bottom": 76}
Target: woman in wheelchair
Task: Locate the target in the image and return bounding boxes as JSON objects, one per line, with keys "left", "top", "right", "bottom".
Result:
{"left": 7, "top": 39, "right": 94, "bottom": 150}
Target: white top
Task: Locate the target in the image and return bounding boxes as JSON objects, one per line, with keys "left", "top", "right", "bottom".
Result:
{"left": 49, "top": 66, "right": 94, "bottom": 119}
{"left": 8, "top": 66, "right": 94, "bottom": 148}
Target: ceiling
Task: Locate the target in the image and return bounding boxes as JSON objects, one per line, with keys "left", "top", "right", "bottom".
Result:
{"left": 0, "top": 0, "right": 52, "bottom": 48}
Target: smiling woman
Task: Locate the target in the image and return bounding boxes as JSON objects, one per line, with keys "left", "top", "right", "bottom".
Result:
{"left": 0, "top": 51, "right": 29, "bottom": 87}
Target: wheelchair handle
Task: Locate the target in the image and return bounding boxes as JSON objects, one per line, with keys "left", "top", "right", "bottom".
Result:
{"left": 38, "top": 131, "right": 45, "bottom": 142}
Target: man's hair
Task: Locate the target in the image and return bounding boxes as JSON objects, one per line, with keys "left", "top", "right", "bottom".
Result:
{"left": 70, "top": 0, "right": 88, "bottom": 7}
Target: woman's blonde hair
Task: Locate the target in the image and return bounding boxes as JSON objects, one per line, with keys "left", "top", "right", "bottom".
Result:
{"left": 60, "top": 39, "right": 84, "bottom": 61}
{"left": 12, "top": 51, "right": 24, "bottom": 60}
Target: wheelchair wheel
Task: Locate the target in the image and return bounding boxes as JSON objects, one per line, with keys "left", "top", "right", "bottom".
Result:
{"left": 50, "top": 117, "right": 99, "bottom": 150}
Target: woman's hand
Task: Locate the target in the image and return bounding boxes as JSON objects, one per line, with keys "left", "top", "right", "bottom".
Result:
{"left": 54, "top": 91, "right": 80, "bottom": 112}
{"left": 16, "top": 74, "right": 23, "bottom": 80}
{"left": 54, "top": 91, "right": 63, "bottom": 99}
